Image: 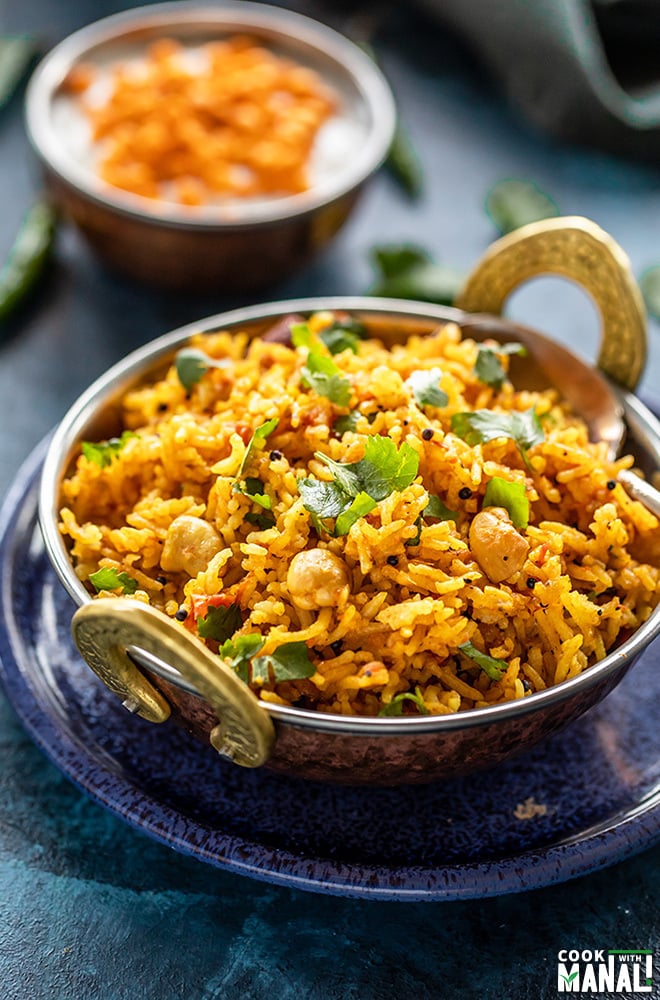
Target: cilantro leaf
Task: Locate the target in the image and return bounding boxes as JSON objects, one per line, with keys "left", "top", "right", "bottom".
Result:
{"left": 369, "top": 243, "right": 465, "bottom": 305}
{"left": 406, "top": 368, "right": 448, "bottom": 409}
{"left": 335, "top": 492, "right": 377, "bottom": 535}
{"left": 237, "top": 418, "right": 279, "bottom": 476}
{"left": 198, "top": 603, "right": 242, "bottom": 643}
{"left": 300, "top": 438, "right": 419, "bottom": 536}
{"left": 450, "top": 407, "right": 544, "bottom": 465}
{"left": 298, "top": 478, "right": 348, "bottom": 522}
{"left": 301, "top": 350, "right": 352, "bottom": 407}
{"left": 459, "top": 640, "right": 508, "bottom": 680}
{"left": 485, "top": 178, "right": 559, "bottom": 235}
{"left": 251, "top": 641, "right": 316, "bottom": 683}
{"left": 89, "top": 567, "right": 139, "bottom": 594}
{"left": 81, "top": 430, "right": 136, "bottom": 468}
{"left": 371, "top": 244, "right": 430, "bottom": 279}
{"left": 423, "top": 494, "right": 458, "bottom": 521}
{"left": 483, "top": 476, "right": 529, "bottom": 530}
{"left": 474, "top": 342, "right": 527, "bottom": 390}
{"left": 175, "top": 347, "right": 230, "bottom": 391}
{"left": 379, "top": 686, "right": 429, "bottom": 717}
{"left": 291, "top": 322, "right": 314, "bottom": 349}
{"left": 319, "top": 319, "right": 367, "bottom": 356}
{"left": 317, "top": 437, "right": 420, "bottom": 502}
{"left": 220, "top": 633, "right": 265, "bottom": 683}
{"left": 245, "top": 511, "right": 276, "bottom": 530}
{"left": 334, "top": 410, "right": 361, "bottom": 435}
{"left": 234, "top": 477, "right": 272, "bottom": 509}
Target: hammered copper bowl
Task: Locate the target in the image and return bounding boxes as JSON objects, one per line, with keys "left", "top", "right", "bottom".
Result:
{"left": 38, "top": 220, "right": 660, "bottom": 785}
{"left": 24, "top": 2, "right": 395, "bottom": 292}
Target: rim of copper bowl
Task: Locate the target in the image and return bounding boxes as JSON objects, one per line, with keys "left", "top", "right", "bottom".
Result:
{"left": 38, "top": 297, "right": 660, "bottom": 736}
{"left": 24, "top": 1, "right": 397, "bottom": 231}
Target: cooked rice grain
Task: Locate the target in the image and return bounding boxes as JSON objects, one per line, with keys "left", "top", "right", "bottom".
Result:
{"left": 59, "top": 317, "right": 660, "bottom": 716}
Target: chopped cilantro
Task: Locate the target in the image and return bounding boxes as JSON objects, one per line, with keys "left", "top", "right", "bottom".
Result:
{"left": 291, "top": 322, "right": 315, "bottom": 349}
{"left": 483, "top": 476, "right": 529, "bottom": 530}
{"left": 237, "top": 418, "right": 279, "bottom": 476}
{"left": 318, "top": 436, "right": 420, "bottom": 502}
{"left": 406, "top": 368, "right": 448, "bottom": 409}
{"left": 335, "top": 492, "right": 377, "bottom": 535}
{"left": 423, "top": 494, "right": 457, "bottom": 521}
{"left": 334, "top": 410, "right": 361, "bottom": 435}
{"left": 319, "top": 318, "right": 366, "bottom": 356}
{"left": 89, "top": 567, "right": 139, "bottom": 594}
{"left": 175, "top": 347, "right": 229, "bottom": 391}
{"left": 219, "top": 634, "right": 265, "bottom": 683}
{"left": 299, "top": 436, "right": 419, "bottom": 536}
{"left": 451, "top": 407, "right": 544, "bottom": 466}
{"left": 81, "top": 430, "right": 136, "bottom": 469}
{"left": 379, "top": 686, "right": 429, "bottom": 716}
{"left": 459, "top": 640, "right": 508, "bottom": 680}
{"left": 198, "top": 603, "right": 242, "bottom": 643}
{"left": 234, "top": 477, "right": 272, "bottom": 509}
{"left": 245, "top": 511, "right": 276, "bottom": 530}
{"left": 251, "top": 641, "right": 316, "bottom": 683}
{"left": 301, "top": 350, "right": 352, "bottom": 407}
{"left": 474, "top": 342, "right": 527, "bottom": 389}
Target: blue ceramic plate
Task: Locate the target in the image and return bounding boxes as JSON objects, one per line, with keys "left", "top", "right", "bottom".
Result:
{"left": 1, "top": 438, "right": 659, "bottom": 902}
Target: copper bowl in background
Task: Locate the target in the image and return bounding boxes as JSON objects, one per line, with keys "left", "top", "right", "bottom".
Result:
{"left": 24, "top": 2, "right": 396, "bottom": 293}
{"left": 37, "top": 223, "right": 660, "bottom": 785}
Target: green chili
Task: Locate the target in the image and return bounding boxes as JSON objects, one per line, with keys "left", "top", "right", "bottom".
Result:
{"left": 385, "top": 119, "right": 423, "bottom": 198}
{"left": 0, "top": 201, "right": 57, "bottom": 324}
{"left": 0, "top": 35, "right": 37, "bottom": 114}
{"left": 358, "top": 41, "right": 423, "bottom": 199}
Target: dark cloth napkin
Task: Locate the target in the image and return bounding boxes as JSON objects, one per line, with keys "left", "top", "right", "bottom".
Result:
{"left": 416, "top": 0, "right": 660, "bottom": 158}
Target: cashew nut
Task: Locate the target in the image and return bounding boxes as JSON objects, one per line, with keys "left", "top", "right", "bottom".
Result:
{"left": 161, "top": 515, "right": 222, "bottom": 577}
{"left": 469, "top": 507, "right": 529, "bottom": 583}
{"left": 287, "top": 548, "right": 350, "bottom": 610}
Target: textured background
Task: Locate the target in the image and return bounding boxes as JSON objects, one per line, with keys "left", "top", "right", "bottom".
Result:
{"left": 1, "top": 2, "right": 659, "bottom": 998}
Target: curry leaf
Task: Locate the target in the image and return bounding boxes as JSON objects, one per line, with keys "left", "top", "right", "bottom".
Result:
{"left": 371, "top": 260, "right": 465, "bottom": 306}
{"left": 459, "top": 641, "right": 508, "bottom": 681}
{"left": 198, "top": 603, "right": 243, "bottom": 643}
{"left": 89, "top": 567, "right": 139, "bottom": 594}
{"left": 251, "top": 641, "right": 316, "bottom": 682}
{"left": 406, "top": 368, "right": 448, "bottom": 409}
{"left": 485, "top": 178, "right": 559, "bottom": 235}
{"left": 371, "top": 244, "right": 430, "bottom": 279}
{"left": 81, "top": 430, "right": 136, "bottom": 468}
{"left": 483, "top": 476, "right": 529, "bottom": 530}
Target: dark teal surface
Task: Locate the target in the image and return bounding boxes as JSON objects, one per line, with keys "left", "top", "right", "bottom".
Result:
{"left": 1, "top": 2, "right": 660, "bottom": 997}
